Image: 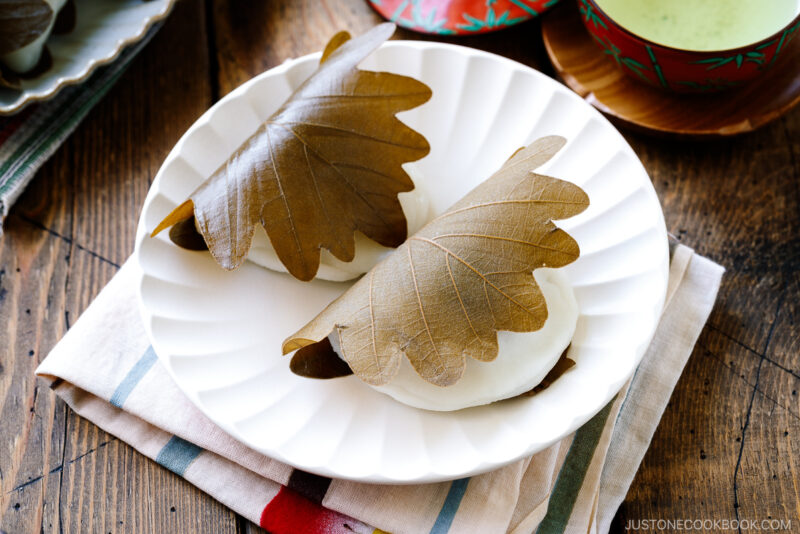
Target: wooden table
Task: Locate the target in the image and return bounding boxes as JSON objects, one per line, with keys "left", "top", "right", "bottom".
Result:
{"left": 1, "top": 1, "right": 798, "bottom": 532}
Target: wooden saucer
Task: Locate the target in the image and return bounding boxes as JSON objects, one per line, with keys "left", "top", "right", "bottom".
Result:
{"left": 541, "top": 2, "right": 800, "bottom": 137}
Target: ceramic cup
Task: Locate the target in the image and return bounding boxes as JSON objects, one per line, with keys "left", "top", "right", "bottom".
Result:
{"left": 579, "top": 0, "right": 800, "bottom": 92}
{"left": 368, "top": 0, "right": 561, "bottom": 35}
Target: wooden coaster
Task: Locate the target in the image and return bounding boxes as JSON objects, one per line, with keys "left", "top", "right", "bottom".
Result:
{"left": 541, "top": 1, "right": 800, "bottom": 137}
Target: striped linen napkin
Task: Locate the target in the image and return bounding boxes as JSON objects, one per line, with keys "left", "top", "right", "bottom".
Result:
{"left": 35, "top": 244, "right": 723, "bottom": 534}
{"left": 0, "top": 25, "right": 161, "bottom": 234}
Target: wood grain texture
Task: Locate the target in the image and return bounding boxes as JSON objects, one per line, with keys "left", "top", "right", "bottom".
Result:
{"left": 613, "top": 333, "right": 758, "bottom": 521}
{"left": 617, "top": 105, "right": 800, "bottom": 529}
{"left": 1, "top": 1, "right": 239, "bottom": 532}
{"left": 209, "top": 0, "right": 552, "bottom": 99}
{"left": 1, "top": 0, "right": 799, "bottom": 532}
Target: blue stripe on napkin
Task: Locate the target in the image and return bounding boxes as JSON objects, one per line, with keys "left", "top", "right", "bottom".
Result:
{"left": 429, "top": 477, "right": 470, "bottom": 534}
{"left": 155, "top": 436, "right": 203, "bottom": 476}
{"left": 110, "top": 346, "right": 158, "bottom": 408}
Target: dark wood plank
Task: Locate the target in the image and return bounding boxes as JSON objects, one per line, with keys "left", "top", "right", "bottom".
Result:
{"left": 210, "top": 0, "right": 384, "bottom": 98}
{"left": 0, "top": 215, "right": 72, "bottom": 534}
{"left": 762, "top": 110, "right": 800, "bottom": 374}
{"left": 616, "top": 108, "right": 800, "bottom": 529}
{"left": 616, "top": 334, "right": 759, "bottom": 522}
{"left": 731, "top": 108, "right": 800, "bottom": 528}
{"left": 56, "top": 415, "right": 238, "bottom": 533}
{"left": 0, "top": 0, "right": 243, "bottom": 532}
{"left": 629, "top": 118, "right": 796, "bottom": 354}
{"left": 210, "top": 0, "right": 552, "bottom": 99}
{"left": 736, "top": 363, "right": 800, "bottom": 527}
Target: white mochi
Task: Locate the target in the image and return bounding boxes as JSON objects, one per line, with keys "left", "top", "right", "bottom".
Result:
{"left": 331, "top": 268, "right": 578, "bottom": 411}
{"left": 246, "top": 162, "right": 430, "bottom": 282}
{"left": 1, "top": 0, "right": 67, "bottom": 74}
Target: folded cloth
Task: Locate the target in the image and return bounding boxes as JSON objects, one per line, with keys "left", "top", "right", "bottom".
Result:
{"left": 36, "top": 244, "right": 723, "bottom": 534}
{"left": 0, "top": 24, "right": 161, "bottom": 235}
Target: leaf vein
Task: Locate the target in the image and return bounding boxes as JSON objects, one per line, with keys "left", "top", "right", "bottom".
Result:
{"left": 304, "top": 144, "right": 347, "bottom": 253}
{"left": 436, "top": 198, "right": 587, "bottom": 221}
{"left": 272, "top": 122, "right": 395, "bottom": 231}
{"left": 407, "top": 244, "right": 442, "bottom": 368}
{"left": 275, "top": 120, "right": 429, "bottom": 151}
{"left": 265, "top": 126, "right": 306, "bottom": 269}
{"left": 369, "top": 269, "right": 379, "bottom": 373}
{"left": 432, "top": 233, "right": 577, "bottom": 257}
{"left": 413, "top": 236, "right": 541, "bottom": 319}
{"left": 446, "top": 253, "right": 482, "bottom": 344}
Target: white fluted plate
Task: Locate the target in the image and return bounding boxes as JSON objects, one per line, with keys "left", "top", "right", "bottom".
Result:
{"left": 0, "top": 0, "right": 175, "bottom": 114}
{"left": 134, "top": 41, "right": 669, "bottom": 483}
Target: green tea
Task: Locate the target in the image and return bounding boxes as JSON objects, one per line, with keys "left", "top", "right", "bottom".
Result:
{"left": 594, "top": 0, "right": 799, "bottom": 51}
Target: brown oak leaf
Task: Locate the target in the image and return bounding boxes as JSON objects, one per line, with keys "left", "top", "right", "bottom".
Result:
{"left": 151, "top": 23, "right": 431, "bottom": 281}
{"left": 283, "top": 136, "right": 589, "bottom": 386}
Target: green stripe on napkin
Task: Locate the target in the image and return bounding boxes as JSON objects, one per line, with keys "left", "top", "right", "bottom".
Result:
{"left": 536, "top": 397, "right": 617, "bottom": 534}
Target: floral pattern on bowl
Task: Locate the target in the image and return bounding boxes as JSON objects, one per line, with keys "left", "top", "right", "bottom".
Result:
{"left": 368, "top": 0, "right": 561, "bottom": 35}
{"left": 579, "top": 0, "right": 800, "bottom": 92}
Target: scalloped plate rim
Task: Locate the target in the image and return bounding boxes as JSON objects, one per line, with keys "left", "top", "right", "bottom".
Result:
{"left": 134, "top": 40, "right": 669, "bottom": 484}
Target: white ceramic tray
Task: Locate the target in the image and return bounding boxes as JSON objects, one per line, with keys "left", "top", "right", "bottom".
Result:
{"left": 0, "top": 0, "right": 175, "bottom": 114}
{"left": 134, "top": 41, "right": 669, "bottom": 483}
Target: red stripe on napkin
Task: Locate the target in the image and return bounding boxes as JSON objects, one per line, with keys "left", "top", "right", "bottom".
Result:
{"left": 260, "top": 486, "right": 362, "bottom": 534}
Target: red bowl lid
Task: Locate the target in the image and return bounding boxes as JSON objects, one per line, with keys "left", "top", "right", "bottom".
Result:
{"left": 368, "top": 0, "right": 561, "bottom": 35}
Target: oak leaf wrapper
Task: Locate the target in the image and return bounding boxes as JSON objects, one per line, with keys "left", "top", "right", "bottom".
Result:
{"left": 0, "top": 0, "right": 53, "bottom": 56}
{"left": 151, "top": 23, "right": 432, "bottom": 281}
{"left": 283, "top": 136, "right": 589, "bottom": 387}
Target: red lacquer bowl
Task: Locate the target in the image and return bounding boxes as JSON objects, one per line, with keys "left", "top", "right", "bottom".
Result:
{"left": 369, "top": 0, "right": 562, "bottom": 35}
{"left": 578, "top": 0, "right": 800, "bottom": 92}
